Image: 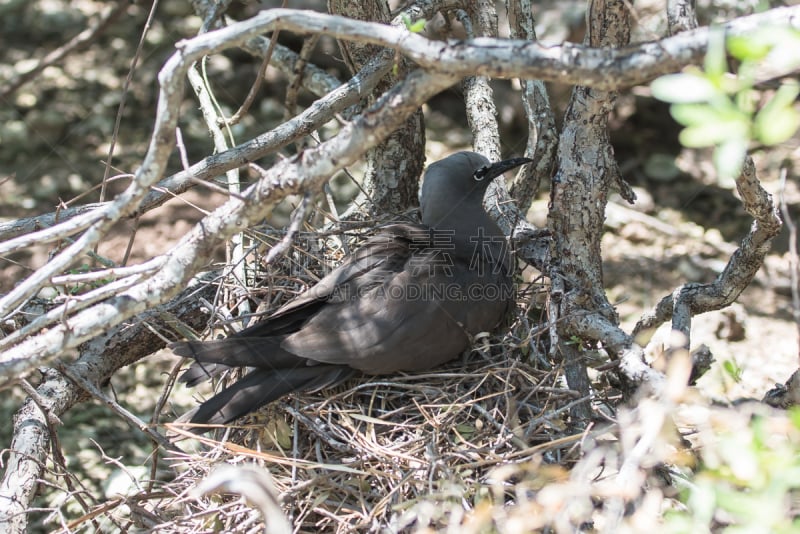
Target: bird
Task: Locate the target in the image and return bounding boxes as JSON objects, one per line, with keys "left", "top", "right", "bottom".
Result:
{"left": 170, "top": 151, "right": 531, "bottom": 432}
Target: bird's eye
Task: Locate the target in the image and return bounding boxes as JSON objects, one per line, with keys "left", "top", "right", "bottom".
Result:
{"left": 474, "top": 165, "right": 490, "bottom": 181}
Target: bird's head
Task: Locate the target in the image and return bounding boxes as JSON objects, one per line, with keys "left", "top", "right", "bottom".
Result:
{"left": 420, "top": 151, "right": 532, "bottom": 228}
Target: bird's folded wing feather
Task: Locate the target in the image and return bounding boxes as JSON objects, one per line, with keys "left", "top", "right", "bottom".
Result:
{"left": 174, "top": 223, "right": 470, "bottom": 378}
{"left": 275, "top": 227, "right": 472, "bottom": 372}
{"left": 236, "top": 223, "right": 434, "bottom": 338}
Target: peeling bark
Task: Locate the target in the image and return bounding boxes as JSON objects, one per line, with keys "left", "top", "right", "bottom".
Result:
{"left": 329, "top": 0, "right": 425, "bottom": 221}
{"left": 546, "top": 0, "right": 634, "bottom": 398}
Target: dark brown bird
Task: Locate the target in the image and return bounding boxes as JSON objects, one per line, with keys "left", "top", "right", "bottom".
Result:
{"left": 171, "top": 151, "right": 530, "bottom": 431}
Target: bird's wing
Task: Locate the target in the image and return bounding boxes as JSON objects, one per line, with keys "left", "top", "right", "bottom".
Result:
{"left": 172, "top": 224, "right": 435, "bottom": 381}
{"left": 238, "top": 223, "right": 431, "bottom": 338}
{"left": 280, "top": 249, "right": 472, "bottom": 373}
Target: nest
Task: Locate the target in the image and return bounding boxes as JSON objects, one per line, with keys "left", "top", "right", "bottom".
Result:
{"left": 152, "top": 360, "right": 590, "bottom": 532}
{"left": 139, "top": 223, "right": 595, "bottom": 532}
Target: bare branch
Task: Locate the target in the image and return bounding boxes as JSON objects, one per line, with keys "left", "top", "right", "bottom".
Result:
{"left": 0, "top": 209, "right": 104, "bottom": 255}
{"left": 0, "top": 63, "right": 459, "bottom": 378}
{"left": 455, "top": 5, "right": 553, "bottom": 271}
{"left": 239, "top": 7, "right": 800, "bottom": 89}
{"left": 546, "top": 0, "right": 636, "bottom": 402}
{"left": 548, "top": 0, "right": 631, "bottom": 324}
{"left": 3, "top": 5, "right": 796, "bottom": 245}
{"left": 0, "top": 275, "right": 215, "bottom": 533}
{"left": 632, "top": 157, "right": 782, "bottom": 343}
{"left": 463, "top": 77, "right": 502, "bottom": 161}
{"left": 186, "top": 54, "right": 251, "bottom": 320}
{"left": 0, "top": 258, "right": 164, "bottom": 351}
{"left": 0, "top": 51, "right": 392, "bottom": 244}
{"left": 506, "top": 0, "right": 558, "bottom": 210}
{"left": 459, "top": 0, "right": 502, "bottom": 158}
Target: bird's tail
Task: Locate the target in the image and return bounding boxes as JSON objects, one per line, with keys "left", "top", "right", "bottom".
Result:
{"left": 175, "top": 365, "right": 353, "bottom": 432}
{"left": 169, "top": 339, "right": 353, "bottom": 433}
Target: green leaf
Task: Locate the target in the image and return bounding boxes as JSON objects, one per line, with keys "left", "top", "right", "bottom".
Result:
{"left": 722, "top": 359, "right": 744, "bottom": 383}
{"left": 670, "top": 103, "right": 728, "bottom": 127}
{"left": 728, "top": 27, "right": 800, "bottom": 63}
{"left": 407, "top": 18, "right": 426, "bottom": 33}
{"left": 755, "top": 106, "right": 800, "bottom": 145}
{"left": 652, "top": 73, "right": 719, "bottom": 103}
{"left": 705, "top": 27, "right": 728, "bottom": 83}
{"left": 788, "top": 407, "right": 800, "bottom": 430}
{"left": 714, "top": 137, "right": 748, "bottom": 180}
{"left": 735, "top": 89, "right": 759, "bottom": 115}
{"left": 401, "top": 13, "right": 426, "bottom": 33}
{"left": 455, "top": 423, "right": 476, "bottom": 436}
{"left": 728, "top": 34, "right": 773, "bottom": 62}
{"left": 754, "top": 81, "right": 800, "bottom": 145}
{"left": 678, "top": 116, "right": 747, "bottom": 148}
{"left": 770, "top": 80, "right": 800, "bottom": 108}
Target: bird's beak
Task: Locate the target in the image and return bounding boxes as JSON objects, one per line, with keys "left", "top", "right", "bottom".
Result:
{"left": 476, "top": 157, "right": 534, "bottom": 181}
